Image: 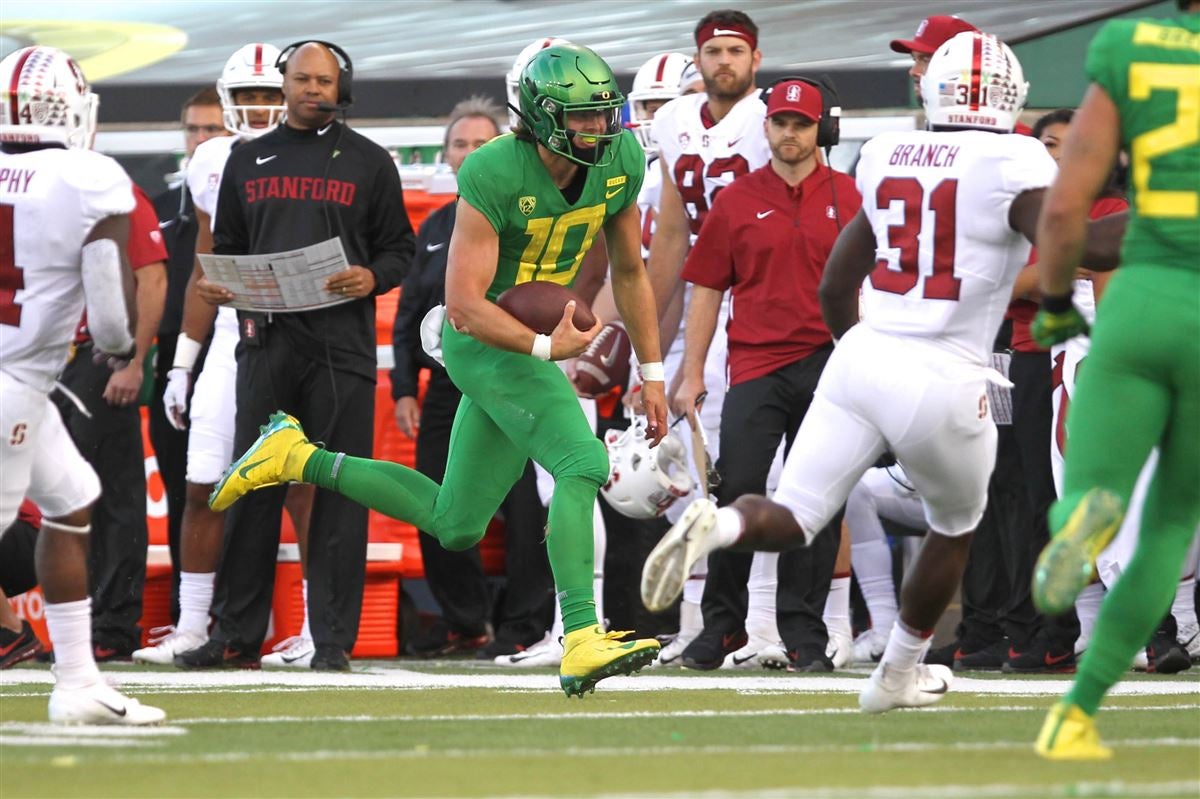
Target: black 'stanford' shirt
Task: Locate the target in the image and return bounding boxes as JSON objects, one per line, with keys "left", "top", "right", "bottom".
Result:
{"left": 212, "top": 120, "right": 414, "bottom": 379}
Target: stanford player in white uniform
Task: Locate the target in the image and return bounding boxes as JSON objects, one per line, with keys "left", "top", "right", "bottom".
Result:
{"left": 642, "top": 32, "right": 1120, "bottom": 710}
{"left": 133, "top": 44, "right": 315, "bottom": 669}
{"left": 0, "top": 45, "right": 165, "bottom": 724}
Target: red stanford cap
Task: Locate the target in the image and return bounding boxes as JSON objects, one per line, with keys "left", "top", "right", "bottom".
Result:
{"left": 766, "top": 80, "right": 822, "bottom": 122}
{"left": 890, "top": 15, "right": 979, "bottom": 55}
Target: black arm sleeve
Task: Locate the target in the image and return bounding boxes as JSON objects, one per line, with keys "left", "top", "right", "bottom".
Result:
{"left": 211, "top": 154, "right": 249, "bottom": 256}
{"left": 364, "top": 148, "right": 414, "bottom": 295}
{"left": 391, "top": 243, "right": 431, "bottom": 400}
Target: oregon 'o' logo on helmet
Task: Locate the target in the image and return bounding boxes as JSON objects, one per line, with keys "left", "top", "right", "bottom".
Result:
{"left": 517, "top": 43, "right": 626, "bottom": 167}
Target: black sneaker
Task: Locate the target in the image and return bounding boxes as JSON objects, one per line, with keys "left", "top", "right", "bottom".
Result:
{"left": 1002, "top": 632, "right": 1076, "bottom": 674}
{"left": 476, "top": 634, "right": 542, "bottom": 660}
{"left": 1147, "top": 630, "right": 1191, "bottom": 675}
{"left": 92, "top": 644, "right": 133, "bottom": 663}
{"left": 0, "top": 621, "right": 44, "bottom": 669}
{"left": 788, "top": 647, "right": 834, "bottom": 673}
{"left": 410, "top": 620, "right": 492, "bottom": 658}
{"left": 953, "top": 637, "right": 1011, "bottom": 671}
{"left": 310, "top": 644, "right": 351, "bottom": 672}
{"left": 681, "top": 627, "right": 747, "bottom": 671}
{"left": 174, "top": 638, "right": 259, "bottom": 670}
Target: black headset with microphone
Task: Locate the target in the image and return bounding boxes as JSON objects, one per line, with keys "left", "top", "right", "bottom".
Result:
{"left": 275, "top": 40, "right": 355, "bottom": 113}
{"left": 758, "top": 75, "right": 841, "bottom": 149}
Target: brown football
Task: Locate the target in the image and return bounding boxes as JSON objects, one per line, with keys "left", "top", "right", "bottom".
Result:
{"left": 573, "top": 322, "right": 632, "bottom": 396}
{"left": 496, "top": 281, "right": 596, "bottom": 335}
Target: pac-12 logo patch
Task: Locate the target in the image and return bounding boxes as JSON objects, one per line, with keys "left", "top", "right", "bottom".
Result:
{"left": 518, "top": 196, "right": 537, "bottom": 216}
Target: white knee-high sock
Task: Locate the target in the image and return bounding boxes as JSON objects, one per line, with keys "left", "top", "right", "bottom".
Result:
{"left": 823, "top": 574, "right": 852, "bottom": 642}
{"left": 177, "top": 571, "right": 215, "bottom": 638}
{"left": 592, "top": 500, "right": 606, "bottom": 628}
{"left": 44, "top": 598, "right": 101, "bottom": 690}
{"left": 746, "top": 552, "right": 779, "bottom": 639}
{"left": 1074, "top": 582, "right": 1105, "bottom": 653}
{"left": 300, "top": 579, "right": 312, "bottom": 641}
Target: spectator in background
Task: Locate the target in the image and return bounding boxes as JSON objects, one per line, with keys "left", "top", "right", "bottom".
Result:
{"left": 54, "top": 157, "right": 168, "bottom": 661}
{"left": 889, "top": 15, "right": 978, "bottom": 100}
{"left": 187, "top": 41, "right": 414, "bottom": 672}
{"left": 150, "top": 86, "right": 229, "bottom": 623}
{"left": 392, "top": 95, "right": 535, "bottom": 658}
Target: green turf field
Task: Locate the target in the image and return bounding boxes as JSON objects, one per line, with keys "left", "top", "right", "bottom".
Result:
{"left": 2, "top": 663, "right": 1197, "bottom": 798}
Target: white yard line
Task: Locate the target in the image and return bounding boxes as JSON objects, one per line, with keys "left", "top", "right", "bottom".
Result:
{"left": 2, "top": 667, "right": 1198, "bottom": 696}
{"left": 509, "top": 780, "right": 1200, "bottom": 799}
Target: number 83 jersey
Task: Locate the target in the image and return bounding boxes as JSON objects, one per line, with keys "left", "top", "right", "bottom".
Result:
{"left": 653, "top": 92, "right": 771, "bottom": 239}
{"left": 456, "top": 130, "right": 645, "bottom": 300}
{"left": 856, "top": 129, "right": 1057, "bottom": 364}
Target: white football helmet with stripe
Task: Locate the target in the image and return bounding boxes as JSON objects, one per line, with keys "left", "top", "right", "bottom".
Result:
{"left": 601, "top": 422, "right": 694, "bottom": 519}
{"left": 921, "top": 31, "right": 1027, "bottom": 134}
{"left": 505, "top": 37, "right": 570, "bottom": 131}
{"left": 216, "top": 43, "right": 285, "bottom": 139}
{"left": 0, "top": 46, "right": 97, "bottom": 149}
{"left": 627, "top": 52, "right": 691, "bottom": 152}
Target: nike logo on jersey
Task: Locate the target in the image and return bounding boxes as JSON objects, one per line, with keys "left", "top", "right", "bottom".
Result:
{"left": 728, "top": 137, "right": 742, "bottom": 147}
{"left": 239, "top": 457, "right": 270, "bottom": 479}
{"left": 756, "top": 210, "right": 775, "bottom": 219}
{"left": 318, "top": 124, "right": 333, "bottom": 136}
{"left": 425, "top": 242, "right": 446, "bottom": 252}
{"left": 256, "top": 155, "right": 277, "bottom": 165}
{"left": 606, "top": 187, "right": 624, "bottom": 199}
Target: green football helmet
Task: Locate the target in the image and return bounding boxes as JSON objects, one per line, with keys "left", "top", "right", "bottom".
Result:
{"left": 518, "top": 43, "right": 626, "bottom": 167}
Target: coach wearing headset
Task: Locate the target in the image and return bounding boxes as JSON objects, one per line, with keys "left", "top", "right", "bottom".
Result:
{"left": 674, "top": 79, "right": 861, "bottom": 669}
{"left": 190, "top": 41, "right": 414, "bottom": 671}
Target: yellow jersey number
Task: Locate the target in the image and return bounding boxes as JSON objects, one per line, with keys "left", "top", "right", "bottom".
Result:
{"left": 515, "top": 203, "right": 606, "bottom": 285}
{"left": 1128, "top": 62, "right": 1200, "bottom": 218}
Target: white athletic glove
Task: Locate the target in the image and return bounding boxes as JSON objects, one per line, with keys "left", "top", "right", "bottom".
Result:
{"left": 420, "top": 304, "right": 447, "bottom": 367}
{"left": 163, "top": 367, "right": 191, "bottom": 431}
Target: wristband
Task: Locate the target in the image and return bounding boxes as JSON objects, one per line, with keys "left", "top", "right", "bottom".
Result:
{"left": 172, "top": 333, "right": 202, "bottom": 371}
{"left": 1041, "top": 292, "right": 1074, "bottom": 314}
{"left": 531, "top": 333, "right": 552, "bottom": 361}
{"left": 639, "top": 361, "right": 665, "bottom": 382}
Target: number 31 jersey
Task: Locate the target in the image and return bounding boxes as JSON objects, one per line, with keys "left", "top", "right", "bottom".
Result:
{"left": 0, "top": 148, "right": 134, "bottom": 393}
{"left": 856, "top": 129, "right": 1057, "bottom": 364}
{"left": 653, "top": 92, "right": 770, "bottom": 239}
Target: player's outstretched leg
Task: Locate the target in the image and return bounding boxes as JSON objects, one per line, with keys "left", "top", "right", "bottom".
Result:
{"left": 558, "top": 626, "right": 660, "bottom": 697}
{"left": 209, "top": 412, "right": 314, "bottom": 511}
{"left": 1034, "top": 488, "right": 1125, "bottom": 615}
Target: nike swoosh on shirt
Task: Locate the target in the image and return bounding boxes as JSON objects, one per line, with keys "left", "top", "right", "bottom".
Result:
{"left": 256, "top": 155, "right": 277, "bottom": 165}
{"left": 318, "top": 124, "right": 333, "bottom": 136}
{"left": 425, "top": 242, "right": 446, "bottom": 252}
{"left": 606, "top": 188, "right": 624, "bottom": 199}
{"left": 238, "top": 457, "right": 270, "bottom": 479}
{"left": 756, "top": 210, "right": 775, "bottom": 219}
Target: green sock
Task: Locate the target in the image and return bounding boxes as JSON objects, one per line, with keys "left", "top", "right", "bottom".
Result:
{"left": 1065, "top": 522, "right": 1190, "bottom": 715}
{"left": 545, "top": 475, "right": 598, "bottom": 634}
{"left": 303, "top": 450, "right": 440, "bottom": 532}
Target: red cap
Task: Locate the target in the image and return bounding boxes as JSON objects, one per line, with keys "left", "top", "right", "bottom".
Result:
{"left": 765, "top": 80, "right": 822, "bottom": 122}
{"left": 890, "top": 15, "right": 978, "bottom": 54}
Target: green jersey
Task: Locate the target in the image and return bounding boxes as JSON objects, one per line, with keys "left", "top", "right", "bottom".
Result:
{"left": 1085, "top": 16, "right": 1200, "bottom": 270}
{"left": 456, "top": 130, "right": 645, "bottom": 300}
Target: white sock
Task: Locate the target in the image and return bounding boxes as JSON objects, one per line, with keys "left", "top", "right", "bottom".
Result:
{"left": 549, "top": 600, "right": 564, "bottom": 640}
{"left": 682, "top": 559, "right": 708, "bottom": 605}
{"left": 745, "top": 552, "right": 779, "bottom": 639}
{"left": 300, "top": 579, "right": 312, "bottom": 641}
{"left": 879, "top": 619, "right": 931, "bottom": 675}
{"left": 823, "top": 575, "right": 853, "bottom": 641}
{"left": 1172, "top": 574, "right": 1198, "bottom": 634}
{"left": 177, "top": 572, "right": 215, "bottom": 638}
{"left": 1075, "top": 582, "right": 1104, "bottom": 652}
{"left": 714, "top": 507, "right": 744, "bottom": 548}
{"left": 44, "top": 598, "right": 101, "bottom": 690}
{"left": 592, "top": 501, "right": 606, "bottom": 627}
{"left": 852, "top": 540, "right": 899, "bottom": 633}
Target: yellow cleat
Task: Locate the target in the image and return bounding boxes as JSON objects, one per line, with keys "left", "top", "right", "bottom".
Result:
{"left": 208, "top": 411, "right": 316, "bottom": 511}
{"left": 559, "top": 626, "right": 660, "bottom": 698}
{"left": 1033, "top": 488, "right": 1124, "bottom": 615}
{"left": 1035, "top": 703, "right": 1113, "bottom": 761}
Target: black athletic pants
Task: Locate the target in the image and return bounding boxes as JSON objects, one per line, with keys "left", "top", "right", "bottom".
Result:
{"left": 210, "top": 331, "right": 373, "bottom": 654}
{"left": 54, "top": 345, "right": 148, "bottom": 652}
{"left": 702, "top": 348, "right": 840, "bottom": 660}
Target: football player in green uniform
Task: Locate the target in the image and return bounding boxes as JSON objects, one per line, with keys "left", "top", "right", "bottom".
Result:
{"left": 1031, "top": 0, "right": 1200, "bottom": 760}
{"left": 209, "top": 43, "right": 669, "bottom": 696}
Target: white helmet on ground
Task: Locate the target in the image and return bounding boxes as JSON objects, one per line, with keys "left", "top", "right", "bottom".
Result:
{"left": 601, "top": 422, "right": 694, "bottom": 519}
{"left": 505, "top": 37, "right": 570, "bottom": 130}
{"left": 627, "top": 52, "right": 691, "bottom": 152}
{"left": 216, "top": 43, "right": 285, "bottom": 139}
{"left": 921, "top": 31, "right": 1028, "bottom": 134}
{"left": 0, "top": 46, "right": 98, "bottom": 149}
